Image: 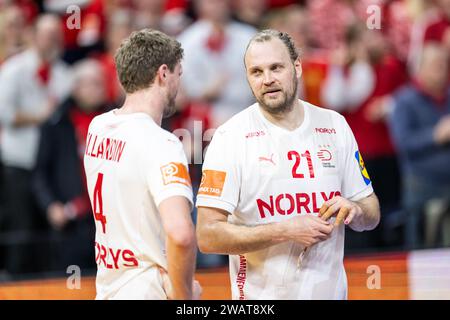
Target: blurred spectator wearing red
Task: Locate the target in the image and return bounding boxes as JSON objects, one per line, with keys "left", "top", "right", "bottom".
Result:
{"left": 43, "top": 0, "right": 106, "bottom": 64}
{"left": 408, "top": 0, "right": 450, "bottom": 75}
{"left": 424, "top": 0, "right": 450, "bottom": 47}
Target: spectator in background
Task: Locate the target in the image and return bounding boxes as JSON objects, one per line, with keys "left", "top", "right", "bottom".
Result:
{"left": 0, "top": 5, "right": 29, "bottom": 64}
{"left": 423, "top": 0, "right": 450, "bottom": 49}
{"left": 231, "top": 0, "right": 268, "bottom": 28}
{"left": 132, "top": 0, "right": 165, "bottom": 30}
{"left": 322, "top": 24, "right": 408, "bottom": 250}
{"left": 178, "top": 0, "right": 256, "bottom": 127}
{"left": 44, "top": 0, "right": 106, "bottom": 64}
{"left": 0, "top": 14, "right": 72, "bottom": 277}
{"left": 93, "top": 9, "right": 134, "bottom": 107}
{"left": 0, "top": 6, "right": 29, "bottom": 263}
{"left": 307, "top": 0, "right": 361, "bottom": 50}
{"left": 408, "top": 0, "right": 450, "bottom": 75}
{"left": 176, "top": 0, "right": 255, "bottom": 268}
{"left": 408, "top": 0, "right": 443, "bottom": 75}
{"left": 262, "top": 4, "right": 329, "bottom": 106}
{"left": 390, "top": 43, "right": 450, "bottom": 249}
{"left": 32, "top": 59, "right": 107, "bottom": 272}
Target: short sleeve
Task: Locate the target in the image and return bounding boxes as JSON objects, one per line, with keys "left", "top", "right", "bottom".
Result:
{"left": 145, "top": 135, "right": 193, "bottom": 209}
{"left": 338, "top": 116, "right": 374, "bottom": 201}
{"left": 196, "top": 127, "right": 240, "bottom": 214}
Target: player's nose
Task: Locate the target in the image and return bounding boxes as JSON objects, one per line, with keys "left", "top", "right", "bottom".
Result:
{"left": 262, "top": 71, "right": 275, "bottom": 85}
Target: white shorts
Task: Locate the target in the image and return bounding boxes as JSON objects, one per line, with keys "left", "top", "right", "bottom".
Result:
{"left": 97, "top": 266, "right": 168, "bottom": 300}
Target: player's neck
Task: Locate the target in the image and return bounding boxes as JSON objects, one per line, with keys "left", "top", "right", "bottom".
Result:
{"left": 261, "top": 99, "right": 304, "bottom": 131}
{"left": 117, "top": 89, "right": 164, "bottom": 126}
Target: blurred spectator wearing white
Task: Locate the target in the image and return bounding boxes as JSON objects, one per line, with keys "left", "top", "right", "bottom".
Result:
{"left": 32, "top": 59, "right": 107, "bottom": 273}
{"left": 178, "top": 0, "right": 256, "bottom": 127}
{"left": 390, "top": 43, "right": 450, "bottom": 249}
{"left": 0, "top": 14, "right": 72, "bottom": 276}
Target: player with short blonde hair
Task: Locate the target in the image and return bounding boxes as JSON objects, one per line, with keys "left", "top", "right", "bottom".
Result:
{"left": 84, "top": 29, "right": 200, "bottom": 300}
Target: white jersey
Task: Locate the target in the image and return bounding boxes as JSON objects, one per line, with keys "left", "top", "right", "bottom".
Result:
{"left": 196, "top": 100, "right": 373, "bottom": 300}
{"left": 84, "top": 110, "right": 193, "bottom": 300}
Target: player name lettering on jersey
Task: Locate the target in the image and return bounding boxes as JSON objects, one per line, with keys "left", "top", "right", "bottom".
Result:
{"left": 85, "top": 133, "right": 127, "bottom": 163}
{"left": 95, "top": 242, "right": 138, "bottom": 269}
{"left": 315, "top": 127, "right": 336, "bottom": 134}
{"left": 236, "top": 255, "right": 247, "bottom": 300}
{"left": 256, "top": 190, "right": 341, "bottom": 219}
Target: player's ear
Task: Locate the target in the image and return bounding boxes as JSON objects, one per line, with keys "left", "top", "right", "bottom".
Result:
{"left": 294, "top": 58, "right": 302, "bottom": 79}
{"left": 157, "top": 64, "right": 169, "bottom": 84}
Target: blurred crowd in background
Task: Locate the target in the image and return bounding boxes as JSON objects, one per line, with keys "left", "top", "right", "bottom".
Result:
{"left": 0, "top": 0, "right": 449, "bottom": 281}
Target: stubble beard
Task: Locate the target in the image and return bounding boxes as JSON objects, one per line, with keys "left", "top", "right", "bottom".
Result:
{"left": 256, "top": 75, "right": 298, "bottom": 116}
{"left": 162, "top": 91, "right": 177, "bottom": 118}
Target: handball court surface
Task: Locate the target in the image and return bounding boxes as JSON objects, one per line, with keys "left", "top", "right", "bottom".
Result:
{"left": 0, "top": 249, "right": 449, "bottom": 300}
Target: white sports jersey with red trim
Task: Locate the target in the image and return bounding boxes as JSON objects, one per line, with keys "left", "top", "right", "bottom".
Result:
{"left": 84, "top": 110, "right": 193, "bottom": 300}
{"left": 196, "top": 100, "right": 373, "bottom": 300}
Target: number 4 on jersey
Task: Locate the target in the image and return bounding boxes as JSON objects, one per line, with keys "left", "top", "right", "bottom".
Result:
{"left": 93, "top": 172, "right": 107, "bottom": 233}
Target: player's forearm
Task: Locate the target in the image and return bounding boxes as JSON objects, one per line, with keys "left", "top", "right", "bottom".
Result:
{"left": 13, "top": 112, "right": 43, "bottom": 127}
{"left": 197, "top": 220, "right": 288, "bottom": 255}
{"left": 166, "top": 236, "right": 197, "bottom": 299}
{"left": 350, "top": 193, "right": 380, "bottom": 232}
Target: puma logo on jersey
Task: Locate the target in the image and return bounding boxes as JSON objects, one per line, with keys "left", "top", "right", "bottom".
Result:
{"left": 258, "top": 153, "right": 276, "bottom": 165}
{"left": 160, "top": 162, "right": 191, "bottom": 186}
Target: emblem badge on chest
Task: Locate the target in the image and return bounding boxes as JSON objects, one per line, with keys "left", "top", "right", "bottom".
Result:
{"left": 316, "top": 145, "right": 336, "bottom": 169}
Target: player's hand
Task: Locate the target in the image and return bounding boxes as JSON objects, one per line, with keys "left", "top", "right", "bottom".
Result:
{"left": 330, "top": 45, "right": 349, "bottom": 66}
{"left": 192, "top": 279, "right": 202, "bottom": 300}
{"left": 159, "top": 267, "right": 201, "bottom": 300}
{"left": 433, "top": 115, "right": 450, "bottom": 145}
{"left": 282, "top": 215, "right": 334, "bottom": 247}
{"left": 365, "top": 96, "right": 391, "bottom": 123}
{"left": 38, "top": 97, "right": 58, "bottom": 124}
{"left": 47, "top": 202, "right": 69, "bottom": 230}
{"left": 159, "top": 267, "right": 174, "bottom": 299}
{"left": 203, "top": 73, "right": 229, "bottom": 102}
{"left": 319, "top": 196, "right": 363, "bottom": 227}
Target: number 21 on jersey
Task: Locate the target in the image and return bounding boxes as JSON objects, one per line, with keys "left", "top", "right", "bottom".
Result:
{"left": 287, "top": 150, "right": 315, "bottom": 179}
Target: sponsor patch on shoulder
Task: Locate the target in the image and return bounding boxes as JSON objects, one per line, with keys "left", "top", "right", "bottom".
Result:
{"left": 198, "top": 170, "right": 227, "bottom": 197}
{"left": 355, "top": 151, "right": 371, "bottom": 185}
{"left": 160, "top": 162, "right": 191, "bottom": 186}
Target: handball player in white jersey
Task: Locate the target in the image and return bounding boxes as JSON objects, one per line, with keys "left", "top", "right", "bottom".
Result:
{"left": 196, "top": 30, "right": 380, "bottom": 300}
{"left": 84, "top": 29, "right": 201, "bottom": 300}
